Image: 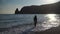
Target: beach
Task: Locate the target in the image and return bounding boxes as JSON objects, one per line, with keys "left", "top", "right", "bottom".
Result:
{"left": 29, "top": 26, "right": 60, "bottom": 34}
{"left": 0, "top": 23, "right": 60, "bottom": 34}
{"left": 0, "top": 23, "right": 34, "bottom": 34}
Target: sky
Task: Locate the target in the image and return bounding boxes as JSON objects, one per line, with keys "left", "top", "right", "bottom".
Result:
{"left": 0, "top": 0, "right": 60, "bottom": 14}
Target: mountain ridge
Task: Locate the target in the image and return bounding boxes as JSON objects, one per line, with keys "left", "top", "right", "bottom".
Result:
{"left": 15, "top": 1, "right": 60, "bottom": 14}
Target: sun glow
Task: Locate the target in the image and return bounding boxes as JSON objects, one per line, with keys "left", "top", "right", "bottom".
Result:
{"left": 45, "top": 14, "right": 60, "bottom": 27}
{"left": 46, "top": 14, "right": 57, "bottom": 21}
{"left": 43, "top": 0, "right": 59, "bottom": 4}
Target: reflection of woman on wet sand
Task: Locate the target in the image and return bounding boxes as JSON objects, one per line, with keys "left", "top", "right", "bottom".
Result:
{"left": 34, "top": 15, "right": 37, "bottom": 27}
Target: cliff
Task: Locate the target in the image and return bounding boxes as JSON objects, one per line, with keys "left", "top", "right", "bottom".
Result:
{"left": 15, "top": 1, "right": 60, "bottom": 14}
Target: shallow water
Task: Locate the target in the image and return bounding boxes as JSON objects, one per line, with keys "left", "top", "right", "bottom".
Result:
{"left": 0, "top": 14, "right": 60, "bottom": 28}
{"left": 0, "top": 14, "right": 60, "bottom": 34}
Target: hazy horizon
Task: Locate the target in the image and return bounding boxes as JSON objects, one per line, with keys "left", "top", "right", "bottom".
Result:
{"left": 0, "top": 0, "right": 60, "bottom": 14}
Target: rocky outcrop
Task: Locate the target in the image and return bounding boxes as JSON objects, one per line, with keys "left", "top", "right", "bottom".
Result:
{"left": 15, "top": 8, "right": 20, "bottom": 14}
{"left": 15, "top": 1, "right": 60, "bottom": 14}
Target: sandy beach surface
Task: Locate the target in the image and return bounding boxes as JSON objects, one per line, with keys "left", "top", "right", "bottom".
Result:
{"left": 0, "top": 23, "right": 60, "bottom": 34}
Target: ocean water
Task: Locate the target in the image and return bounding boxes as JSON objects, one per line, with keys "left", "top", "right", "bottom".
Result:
{"left": 0, "top": 14, "right": 60, "bottom": 28}
{"left": 0, "top": 14, "right": 46, "bottom": 28}
{"left": 0, "top": 14, "right": 60, "bottom": 34}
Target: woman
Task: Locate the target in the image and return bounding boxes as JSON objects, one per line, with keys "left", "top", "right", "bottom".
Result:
{"left": 34, "top": 15, "right": 37, "bottom": 27}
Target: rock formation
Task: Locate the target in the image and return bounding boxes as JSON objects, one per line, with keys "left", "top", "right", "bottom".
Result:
{"left": 15, "top": 8, "right": 20, "bottom": 14}
{"left": 15, "top": 1, "right": 60, "bottom": 14}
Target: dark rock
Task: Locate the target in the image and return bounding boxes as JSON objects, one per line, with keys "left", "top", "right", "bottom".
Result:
{"left": 15, "top": 8, "right": 20, "bottom": 14}
{"left": 15, "top": 1, "right": 60, "bottom": 14}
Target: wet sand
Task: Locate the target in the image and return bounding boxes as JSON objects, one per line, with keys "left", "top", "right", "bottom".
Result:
{"left": 28, "top": 26, "right": 60, "bottom": 34}
{"left": 0, "top": 23, "right": 34, "bottom": 34}
{"left": 0, "top": 24, "right": 60, "bottom": 34}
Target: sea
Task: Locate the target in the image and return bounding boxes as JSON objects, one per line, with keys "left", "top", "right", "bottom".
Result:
{"left": 0, "top": 14, "right": 60, "bottom": 34}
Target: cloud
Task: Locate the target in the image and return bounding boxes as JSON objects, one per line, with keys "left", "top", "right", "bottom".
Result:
{"left": 41, "top": 0, "right": 60, "bottom": 4}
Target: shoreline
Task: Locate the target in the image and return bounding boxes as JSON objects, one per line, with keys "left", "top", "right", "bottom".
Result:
{"left": 0, "top": 24, "right": 60, "bottom": 34}
{"left": 28, "top": 26, "right": 60, "bottom": 34}
{"left": 0, "top": 23, "right": 33, "bottom": 32}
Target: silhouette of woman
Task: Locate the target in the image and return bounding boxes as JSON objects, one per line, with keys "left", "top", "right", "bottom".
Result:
{"left": 34, "top": 15, "right": 37, "bottom": 27}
